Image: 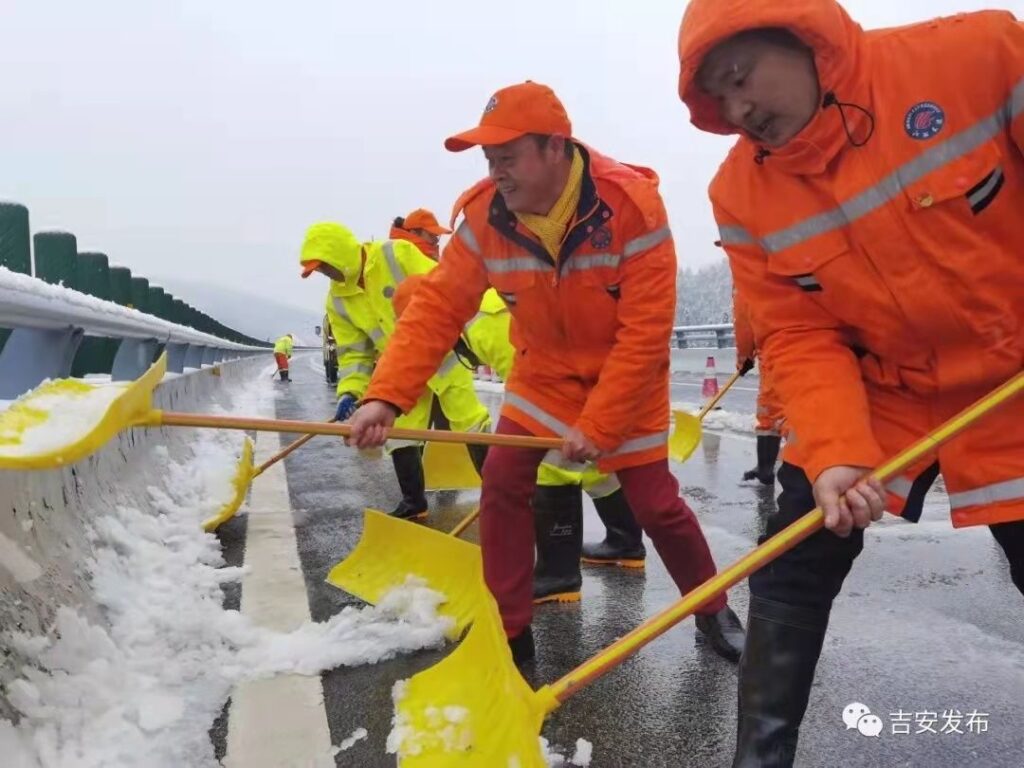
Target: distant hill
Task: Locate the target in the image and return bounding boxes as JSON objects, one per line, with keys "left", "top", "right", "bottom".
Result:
{"left": 150, "top": 276, "right": 321, "bottom": 346}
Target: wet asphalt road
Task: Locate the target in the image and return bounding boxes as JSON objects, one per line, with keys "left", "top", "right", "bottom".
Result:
{"left": 221, "top": 354, "right": 1023, "bottom": 767}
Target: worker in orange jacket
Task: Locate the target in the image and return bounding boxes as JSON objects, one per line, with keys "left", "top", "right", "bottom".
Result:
{"left": 348, "top": 81, "right": 745, "bottom": 665}
{"left": 733, "top": 290, "right": 784, "bottom": 485}
{"left": 389, "top": 208, "right": 451, "bottom": 261}
{"left": 390, "top": 208, "right": 455, "bottom": 432}
{"left": 678, "top": 1, "right": 1024, "bottom": 764}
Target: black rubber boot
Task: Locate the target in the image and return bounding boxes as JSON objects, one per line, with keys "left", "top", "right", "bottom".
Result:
{"left": 743, "top": 435, "right": 781, "bottom": 485}
{"left": 732, "top": 597, "right": 829, "bottom": 768}
{"left": 508, "top": 625, "right": 535, "bottom": 666}
{"left": 695, "top": 605, "right": 746, "bottom": 662}
{"left": 278, "top": 369, "right": 289, "bottom": 382}
{"left": 532, "top": 485, "right": 583, "bottom": 604}
{"left": 390, "top": 446, "right": 428, "bottom": 520}
{"left": 581, "top": 489, "right": 646, "bottom": 568}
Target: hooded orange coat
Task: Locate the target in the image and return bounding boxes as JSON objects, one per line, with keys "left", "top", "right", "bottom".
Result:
{"left": 365, "top": 144, "right": 677, "bottom": 472}
{"left": 679, "top": 1, "right": 1024, "bottom": 527}
{"left": 388, "top": 226, "right": 439, "bottom": 260}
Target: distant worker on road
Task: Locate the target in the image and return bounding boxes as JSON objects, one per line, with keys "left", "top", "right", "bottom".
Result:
{"left": 273, "top": 333, "right": 294, "bottom": 382}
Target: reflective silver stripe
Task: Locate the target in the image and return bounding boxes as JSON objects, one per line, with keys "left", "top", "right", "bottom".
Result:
{"left": 369, "top": 328, "right": 385, "bottom": 344}
{"left": 337, "top": 363, "right": 373, "bottom": 379}
{"left": 968, "top": 166, "right": 1003, "bottom": 208}
{"left": 504, "top": 392, "right": 570, "bottom": 436}
{"left": 337, "top": 338, "right": 374, "bottom": 355}
{"left": 382, "top": 241, "right": 404, "bottom": 285}
{"left": 609, "top": 431, "right": 668, "bottom": 457}
{"left": 755, "top": 76, "right": 1024, "bottom": 255}
{"left": 455, "top": 221, "right": 480, "bottom": 254}
{"left": 437, "top": 352, "right": 461, "bottom": 378}
{"left": 755, "top": 428, "right": 781, "bottom": 437}
{"left": 794, "top": 275, "right": 820, "bottom": 288}
{"left": 885, "top": 477, "right": 913, "bottom": 499}
{"left": 484, "top": 257, "right": 551, "bottom": 274}
{"left": 585, "top": 475, "right": 621, "bottom": 499}
{"left": 331, "top": 296, "right": 351, "bottom": 320}
{"left": 949, "top": 477, "right": 1024, "bottom": 510}
{"left": 623, "top": 226, "right": 671, "bottom": 258}
{"left": 565, "top": 253, "right": 622, "bottom": 273}
{"left": 718, "top": 224, "right": 754, "bottom": 246}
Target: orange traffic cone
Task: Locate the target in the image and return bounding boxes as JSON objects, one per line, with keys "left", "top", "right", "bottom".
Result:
{"left": 701, "top": 355, "right": 719, "bottom": 398}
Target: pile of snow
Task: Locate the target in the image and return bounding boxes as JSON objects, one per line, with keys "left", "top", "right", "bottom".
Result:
{"left": 0, "top": 392, "right": 451, "bottom": 768}
{"left": 541, "top": 736, "right": 594, "bottom": 767}
{"left": 0, "top": 379, "right": 127, "bottom": 458}
{"left": 674, "top": 401, "right": 755, "bottom": 435}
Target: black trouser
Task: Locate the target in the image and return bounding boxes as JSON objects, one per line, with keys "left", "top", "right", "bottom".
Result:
{"left": 751, "top": 463, "right": 1024, "bottom": 607}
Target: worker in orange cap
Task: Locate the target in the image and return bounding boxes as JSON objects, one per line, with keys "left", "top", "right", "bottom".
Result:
{"left": 389, "top": 208, "right": 452, "bottom": 261}
{"left": 678, "top": 1, "right": 1024, "bottom": 764}
{"left": 347, "top": 81, "right": 745, "bottom": 665}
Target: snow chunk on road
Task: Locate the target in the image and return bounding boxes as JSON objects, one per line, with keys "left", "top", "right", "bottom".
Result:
{"left": 674, "top": 401, "right": 755, "bottom": 435}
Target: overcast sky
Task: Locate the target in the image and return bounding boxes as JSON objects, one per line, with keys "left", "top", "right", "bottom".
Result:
{"left": 2, "top": 0, "right": 1016, "bottom": 316}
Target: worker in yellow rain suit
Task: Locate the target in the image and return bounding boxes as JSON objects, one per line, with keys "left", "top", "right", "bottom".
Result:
{"left": 394, "top": 274, "right": 647, "bottom": 604}
{"left": 299, "top": 222, "right": 491, "bottom": 520}
{"left": 273, "top": 333, "right": 294, "bottom": 382}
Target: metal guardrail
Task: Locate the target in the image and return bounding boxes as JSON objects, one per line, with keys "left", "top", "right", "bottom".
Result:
{"left": 671, "top": 323, "right": 735, "bottom": 349}
{"left": 0, "top": 269, "right": 267, "bottom": 398}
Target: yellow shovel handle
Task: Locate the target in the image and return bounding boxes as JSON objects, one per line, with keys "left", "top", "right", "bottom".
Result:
{"left": 149, "top": 411, "right": 565, "bottom": 451}
{"left": 448, "top": 507, "right": 481, "bottom": 538}
{"left": 697, "top": 370, "right": 744, "bottom": 421}
{"left": 541, "top": 369, "right": 1024, "bottom": 709}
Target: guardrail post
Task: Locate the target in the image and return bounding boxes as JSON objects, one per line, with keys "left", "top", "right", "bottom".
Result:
{"left": 184, "top": 344, "right": 205, "bottom": 369}
{"left": 0, "top": 327, "right": 85, "bottom": 399}
{"left": 165, "top": 342, "right": 188, "bottom": 373}
{"left": 201, "top": 346, "right": 217, "bottom": 366}
{"left": 0, "top": 203, "right": 32, "bottom": 355}
{"left": 72, "top": 251, "right": 117, "bottom": 376}
{"left": 111, "top": 339, "right": 160, "bottom": 381}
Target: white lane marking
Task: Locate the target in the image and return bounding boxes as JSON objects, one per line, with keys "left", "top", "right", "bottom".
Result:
{"left": 224, "top": 430, "right": 333, "bottom": 768}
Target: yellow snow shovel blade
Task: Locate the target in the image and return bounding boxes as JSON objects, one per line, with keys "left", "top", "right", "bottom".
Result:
{"left": 669, "top": 369, "right": 744, "bottom": 463}
{"left": 390, "top": 369, "right": 1024, "bottom": 767}
{"left": 0, "top": 354, "right": 167, "bottom": 470}
{"left": 326, "top": 509, "right": 484, "bottom": 638}
{"left": 423, "top": 441, "right": 481, "bottom": 491}
{"left": 202, "top": 436, "right": 255, "bottom": 532}
{"left": 390, "top": 591, "right": 553, "bottom": 768}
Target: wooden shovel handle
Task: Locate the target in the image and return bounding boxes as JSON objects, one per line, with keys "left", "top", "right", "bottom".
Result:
{"left": 154, "top": 411, "right": 564, "bottom": 451}
{"left": 697, "top": 370, "right": 744, "bottom": 421}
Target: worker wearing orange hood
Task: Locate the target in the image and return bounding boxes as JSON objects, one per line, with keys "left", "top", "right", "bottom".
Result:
{"left": 678, "top": 1, "right": 1024, "bottom": 764}
{"left": 389, "top": 208, "right": 451, "bottom": 260}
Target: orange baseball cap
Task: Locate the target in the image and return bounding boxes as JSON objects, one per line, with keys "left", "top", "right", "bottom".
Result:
{"left": 300, "top": 260, "right": 322, "bottom": 278}
{"left": 444, "top": 81, "right": 572, "bottom": 152}
{"left": 402, "top": 208, "right": 451, "bottom": 235}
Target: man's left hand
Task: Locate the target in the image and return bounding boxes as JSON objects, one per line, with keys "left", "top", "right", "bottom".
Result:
{"left": 563, "top": 427, "right": 602, "bottom": 463}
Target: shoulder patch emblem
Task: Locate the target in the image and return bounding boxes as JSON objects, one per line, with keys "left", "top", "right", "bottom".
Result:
{"left": 904, "top": 101, "right": 945, "bottom": 140}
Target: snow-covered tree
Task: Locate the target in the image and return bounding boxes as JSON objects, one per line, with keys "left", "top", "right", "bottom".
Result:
{"left": 675, "top": 258, "right": 733, "bottom": 325}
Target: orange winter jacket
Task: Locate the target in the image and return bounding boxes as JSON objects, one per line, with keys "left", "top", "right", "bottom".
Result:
{"left": 679, "top": 0, "right": 1024, "bottom": 526}
{"left": 366, "top": 144, "right": 677, "bottom": 471}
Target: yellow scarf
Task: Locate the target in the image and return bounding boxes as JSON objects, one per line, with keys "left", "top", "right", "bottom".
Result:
{"left": 515, "top": 146, "right": 584, "bottom": 261}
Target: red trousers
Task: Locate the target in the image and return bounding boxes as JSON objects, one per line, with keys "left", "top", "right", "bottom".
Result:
{"left": 480, "top": 416, "right": 727, "bottom": 637}
{"left": 275, "top": 353, "right": 289, "bottom": 371}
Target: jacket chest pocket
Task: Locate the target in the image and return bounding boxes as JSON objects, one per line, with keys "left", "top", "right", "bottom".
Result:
{"left": 901, "top": 139, "right": 1003, "bottom": 216}
{"left": 487, "top": 270, "right": 538, "bottom": 308}
{"left": 765, "top": 229, "right": 850, "bottom": 295}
